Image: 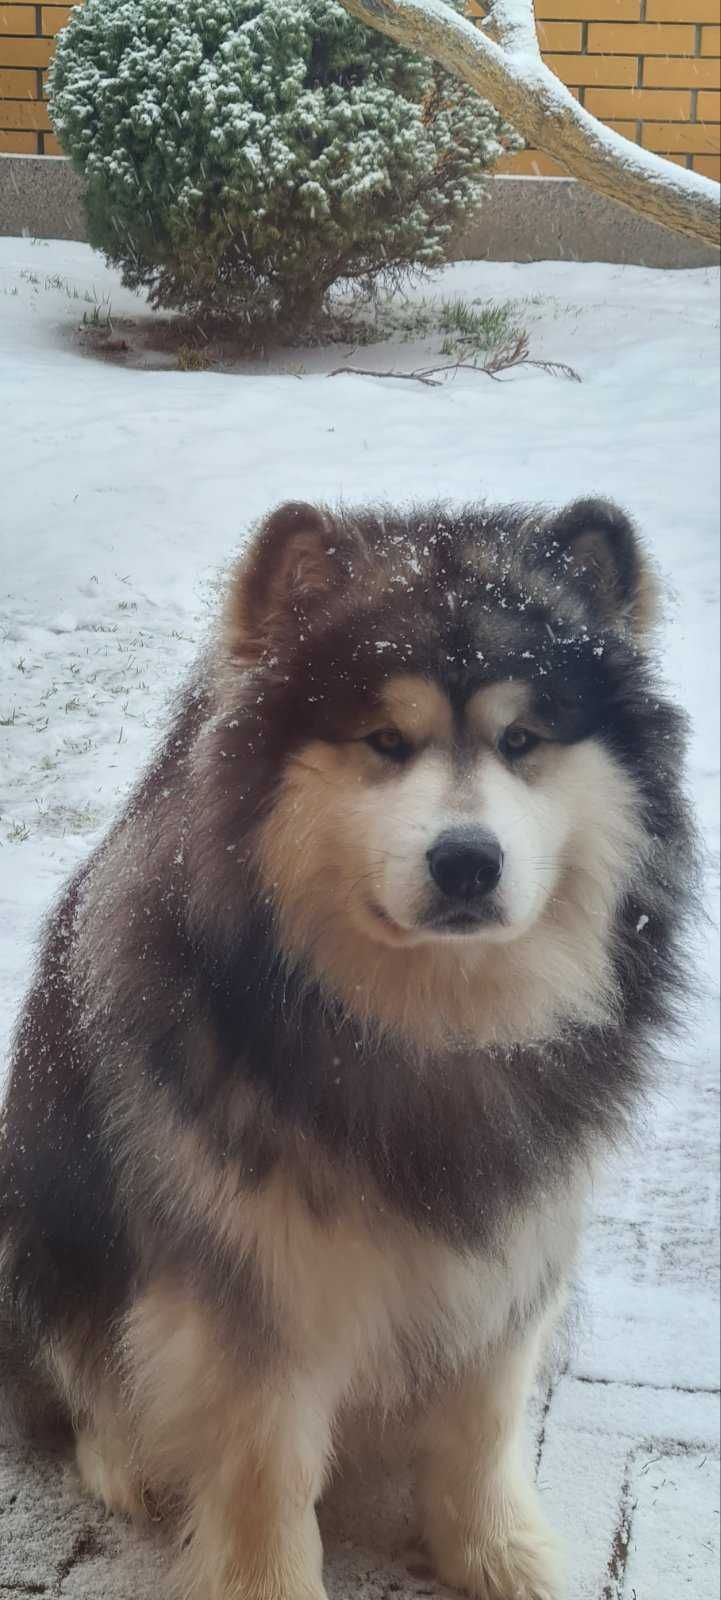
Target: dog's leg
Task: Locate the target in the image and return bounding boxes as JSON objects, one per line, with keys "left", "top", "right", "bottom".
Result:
{"left": 75, "top": 1415, "right": 146, "bottom": 1519}
{"left": 43, "top": 1336, "right": 148, "bottom": 1518}
{"left": 175, "top": 1380, "right": 331, "bottom": 1600}
{"left": 416, "top": 1322, "right": 562, "bottom": 1600}
{"left": 128, "top": 1283, "right": 332, "bottom": 1600}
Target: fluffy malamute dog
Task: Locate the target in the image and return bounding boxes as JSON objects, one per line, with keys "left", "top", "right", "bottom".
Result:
{"left": 0, "top": 499, "right": 694, "bottom": 1599}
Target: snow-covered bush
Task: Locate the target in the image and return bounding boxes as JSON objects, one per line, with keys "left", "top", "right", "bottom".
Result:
{"left": 48, "top": 0, "right": 516, "bottom": 329}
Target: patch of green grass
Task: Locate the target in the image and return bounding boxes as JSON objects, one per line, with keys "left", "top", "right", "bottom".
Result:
{"left": 20, "top": 269, "right": 85, "bottom": 301}
{"left": 6, "top": 820, "right": 30, "bottom": 843}
{"left": 63, "top": 735, "right": 95, "bottom": 755}
{"left": 436, "top": 296, "right": 521, "bottom": 358}
{"left": 40, "top": 801, "right": 98, "bottom": 836}
{"left": 44, "top": 272, "right": 77, "bottom": 296}
{"left": 82, "top": 294, "right": 113, "bottom": 330}
{"left": 176, "top": 344, "right": 212, "bottom": 372}
{"left": 17, "top": 269, "right": 117, "bottom": 313}
{"left": 317, "top": 289, "right": 524, "bottom": 362}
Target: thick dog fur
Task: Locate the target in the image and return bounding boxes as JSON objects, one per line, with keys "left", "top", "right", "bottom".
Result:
{"left": 0, "top": 497, "right": 695, "bottom": 1599}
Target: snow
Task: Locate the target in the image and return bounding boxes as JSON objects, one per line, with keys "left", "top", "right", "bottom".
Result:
{"left": 480, "top": 0, "right": 542, "bottom": 61}
{"left": 0, "top": 238, "right": 719, "bottom": 1597}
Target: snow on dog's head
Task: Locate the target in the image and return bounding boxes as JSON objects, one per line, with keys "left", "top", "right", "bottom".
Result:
{"left": 211, "top": 498, "right": 684, "bottom": 1046}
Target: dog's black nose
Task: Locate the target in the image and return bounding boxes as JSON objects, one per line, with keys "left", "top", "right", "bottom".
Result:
{"left": 427, "top": 828, "right": 504, "bottom": 903}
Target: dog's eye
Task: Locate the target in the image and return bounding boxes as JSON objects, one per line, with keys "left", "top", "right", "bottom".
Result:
{"left": 365, "top": 727, "right": 411, "bottom": 761}
{"left": 499, "top": 725, "right": 539, "bottom": 759}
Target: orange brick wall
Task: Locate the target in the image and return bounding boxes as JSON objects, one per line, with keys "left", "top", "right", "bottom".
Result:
{"left": 1, "top": 0, "right": 719, "bottom": 182}
{"left": 468, "top": 0, "right": 721, "bottom": 179}
{"left": 0, "top": 5, "right": 69, "bottom": 153}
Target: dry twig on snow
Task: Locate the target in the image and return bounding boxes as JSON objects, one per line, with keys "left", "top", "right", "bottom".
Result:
{"left": 329, "top": 333, "right": 582, "bottom": 384}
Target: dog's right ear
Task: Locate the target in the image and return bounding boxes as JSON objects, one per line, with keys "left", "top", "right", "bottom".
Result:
{"left": 223, "top": 501, "right": 342, "bottom": 658}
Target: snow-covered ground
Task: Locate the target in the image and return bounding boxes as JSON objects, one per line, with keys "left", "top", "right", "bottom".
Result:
{"left": 0, "top": 238, "right": 719, "bottom": 1598}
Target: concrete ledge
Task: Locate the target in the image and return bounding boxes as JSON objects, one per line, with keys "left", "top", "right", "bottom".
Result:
{"left": 0, "top": 152, "right": 718, "bottom": 268}
{"left": 0, "top": 154, "right": 86, "bottom": 245}
{"left": 456, "top": 174, "right": 719, "bottom": 269}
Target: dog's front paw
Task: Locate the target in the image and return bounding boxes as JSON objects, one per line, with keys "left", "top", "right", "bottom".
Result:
{"left": 177, "top": 1566, "right": 328, "bottom": 1600}
{"left": 174, "top": 1510, "right": 329, "bottom": 1600}
{"left": 431, "top": 1512, "right": 563, "bottom": 1600}
{"left": 75, "top": 1426, "right": 147, "bottom": 1519}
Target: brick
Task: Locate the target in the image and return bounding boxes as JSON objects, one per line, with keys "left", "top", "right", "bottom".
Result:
{"left": 586, "top": 87, "right": 691, "bottom": 116}
{"left": 588, "top": 22, "right": 696, "bottom": 51}
{"left": 41, "top": 6, "right": 73, "bottom": 33}
{"left": 588, "top": 86, "right": 693, "bottom": 116}
{"left": 544, "top": 53, "right": 638, "bottom": 86}
{"left": 693, "top": 153, "right": 721, "bottom": 176}
{"left": 43, "top": 129, "right": 64, "bottom": 154}
{"left": 701, "top": 26, "right": 720, "bottom": 53}
{"left": 0, "top": 64, "right": 36, "bottom": 95}
{"left": 497, "top": 150, "right": 569, "bottom": 176}
{"left": 0, "top": 126, "right": 37, "bottom": 150}
{"left": 0, "top": 36, "right": 53, "bottom": 64}
{"left": 0, "top": 95, "right": 51, "bottom": 127}
{"left": 699, "top": 90, "right": 721, "bottom": 117}
{"left": 536, "top": 0, "right": 640, "bottom": 16}
{"left": 642, "top": 119, "right": 721, "bottom": 149}
{"left": 643, "top": 57, "right": 720, "bottom": 88}
{"left": 0, "top": 5, "right": 35, "bottom": 31}
{"left": 647, "top": 0, "right": 719, "bottom": 18}
{"left": 537, "top": 21, "right": 583, "bottom": 49}
{"left": 604, "top": 120, "right": 640, "bottom": 137}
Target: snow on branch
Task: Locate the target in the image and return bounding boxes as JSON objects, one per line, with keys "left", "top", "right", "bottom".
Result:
{"left": 481, "top": 0, "right": 541, "bottom": 60}
{"left": 338, "top": 0, "right": 721, "bottom": 246}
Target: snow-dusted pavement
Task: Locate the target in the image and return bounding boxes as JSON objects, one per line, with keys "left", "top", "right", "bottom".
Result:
{"left": 0, "top": 240, "right": 719, "bottom": 1598}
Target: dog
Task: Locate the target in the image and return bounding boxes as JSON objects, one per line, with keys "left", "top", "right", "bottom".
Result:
{"left": 0, "top": 497, "right": 695, "bottom": 1599}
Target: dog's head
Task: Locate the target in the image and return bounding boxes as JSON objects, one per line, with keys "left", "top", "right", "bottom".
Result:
{"left": 214, "top": 498, "right": 668, "bottom": 1041}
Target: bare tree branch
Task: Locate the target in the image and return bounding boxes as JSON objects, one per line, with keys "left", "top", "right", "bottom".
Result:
{"left": 338, "top": 0, "right": 721, "bottom": 246}
{"left": 330, "top": 335, "right": 582, "bottom": 383}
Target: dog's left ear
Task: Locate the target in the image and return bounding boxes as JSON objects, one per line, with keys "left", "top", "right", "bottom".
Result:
{"left": 536, "top": 498, "right": 659, "bottom": 634}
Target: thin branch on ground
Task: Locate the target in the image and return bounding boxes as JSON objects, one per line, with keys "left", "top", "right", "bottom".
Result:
{"left": 329, "top": 333, "right": 581, "bottom": 385}
{"left": 329, "top": 364, "right": 444, "bottom": 385}
{"left": 480, "top": 331, "right": 582, "bottom": 381}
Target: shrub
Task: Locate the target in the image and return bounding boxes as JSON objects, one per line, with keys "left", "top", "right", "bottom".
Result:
{"left": 49, "top": 0, "right": 517, "bottom": 330}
